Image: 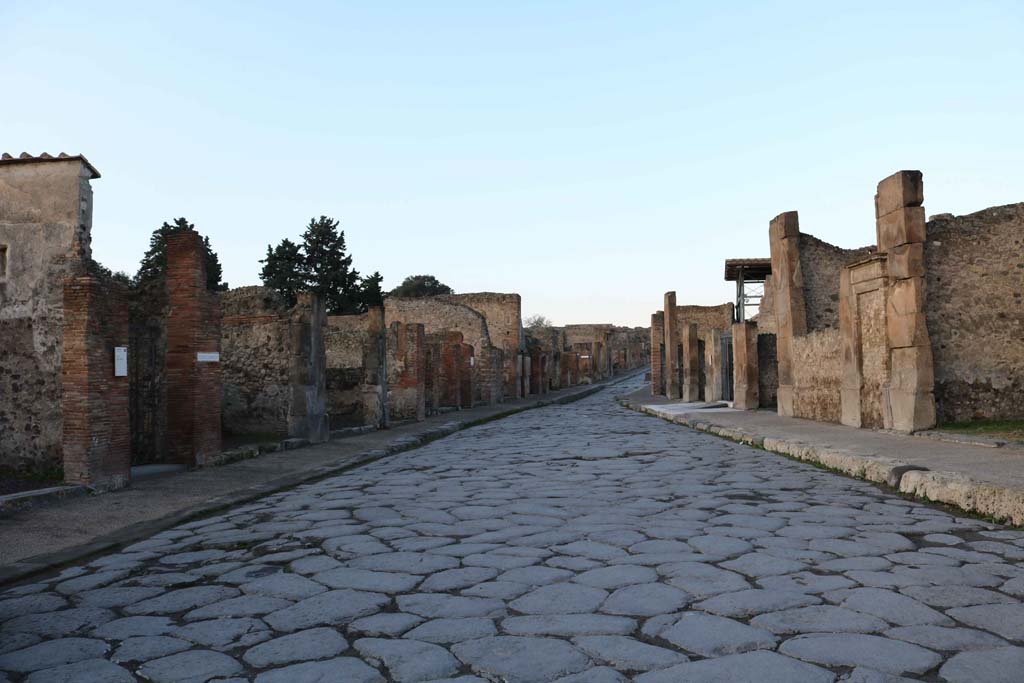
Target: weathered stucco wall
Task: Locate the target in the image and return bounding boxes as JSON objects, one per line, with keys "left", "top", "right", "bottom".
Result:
{"left": 443, "top": 293, "right": 522, "bottom": 398}
{"left": 221, "top": 287, "right": 291, "bottom": 436}
{"left": 791, "top": 328, "right": 842, "bottom": 423}
{"left": 926, "top": 204, "right": 1024, "bottom": 422}
{"left": 385, "top": 296, "right": 502, "bottom": 405}
{"left": 798, "top": 234, "right": 873, "bottom": 332}
{"left": 0, "top": 155, "right": 96, "bottom": 473}
{"left": 325, "top": 309, "right": 386, "bottom": 428}
{"left": 756, "top": 274, "right": 777, "bottom": 334}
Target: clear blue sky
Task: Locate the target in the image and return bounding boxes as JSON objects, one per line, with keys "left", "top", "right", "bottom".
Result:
{"left": 4, "top": 2, "right": 1022, "bottom": 326}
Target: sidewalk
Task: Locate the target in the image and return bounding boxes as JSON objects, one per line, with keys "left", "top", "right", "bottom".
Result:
{"left": 0, "top": 375, "right": 637, "bottom": 586}
{"left": 618, "top": 387, "right": 1024, "bottom": 526}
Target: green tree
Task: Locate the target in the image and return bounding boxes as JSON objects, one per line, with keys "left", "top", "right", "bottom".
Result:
{"left": 261, "top": 216, "right": 380, "bottom": 314}
{"left": 135, "top": 217, "right": 227, "bottom": 291}
{"left": 359, "top": 271, "right": 385, "bottom": 309}
{"left": 300, "top": 216, "right": 361, "bottom": 314}
{"left": 259, "top": 238, "right": 304, "bottom": 307}
{"left": 388, "top": 274, "right": 454, "bottom": 298}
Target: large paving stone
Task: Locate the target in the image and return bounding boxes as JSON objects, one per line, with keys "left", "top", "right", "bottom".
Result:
{"left": 0, "top": 595, "right": 67, "bottom": 622}
{"left": 350, "top": 613, "right": 424, "bottom": 636}
{"left": 137, "top": 649, "right": 244, "bottom": 683}
{"left": 572, "top": 635, "right": 687, "bottom": 672}
{"left": 659, "top": 612, "right": 776, "bottom": 657}
{"left": 355, "top": 637, "right": 461, "bottom": 681}
{"left": 659, "top": 562, "right": 750, "bottom": 597}
{"left": 264, "top": 589, "right": 390, "bottom": 631}
{"left": 634, "top": 650, "right": 834, "bottom": 683}
{"left": 751, "top": 605, "right": 888, "bottom": 635}
{"left": 184, "top": 595, "right": 293, "bottom": 621}
{"left": 510, "top": 584, "right": 607, "bottom": 615}
{"left": 243, "top": 627, "right": 348, "bottom": 667}
{"left": 884, "top": 624, "right": 1007, "bottom": 651}
{"left": 947, "top": 603, "right": 1024, "bottom": 640}
{"left": 123, "top": 586, "right": 240, "bottom": 615}
{"left": 573, "top": 565, "right": 658, "bottom": 589}
{"left": 0, "top": 637, "right": 108, "bottom": 672}
{"left": 835, "top": 587, "right": 952, "bottom": 626}
{"left": 601, "top": 583, "right": 691, "bottom": 616}
{"left": 398, "top": 594, "right": 506, "bottom": 618}
{"left": 418, "top": 568, "right": 499, "bottom": 592}
{"left": 346, "top": 552, "right": 459, "bottom": 574}
{"left": 694, "top": 589, "right": 820, "bottom": 617}
{"left": 779, "top": 633, "right": 941, "bottom": 675}
{"left": 1, "top": 608, "right": 114, "bottom": 637}
{"left": 502, "top": 614, "right": 636, "bottom": 636}
{"left": 313, "top": 567, "right": 422, "bottom": 593}
{"left": 23, "top": 658, "right": 134, "bottom": 683}
{"left": 241, "top": 573, "right": 327, "bottom": 600}
{"left": 254, "top": 656, "right": 385, "bottom": 683}
{"left": 111, "top": 635, "right": 190, "bottom": 662}
{"left": 404, "top": 617, "right": 496, "bottom": 643}
{"left": 453, "top": 636, "right": 591, "bottom": 683}
{"left": 939, "top": 646, "right": 1024, "bottom": 683}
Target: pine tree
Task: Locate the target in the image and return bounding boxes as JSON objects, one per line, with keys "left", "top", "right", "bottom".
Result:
{"left": 259, "top": 238, "right": 304, "bottom": 307}
{"left": 135, "top": 217, "right": 227, "bottom": 291}
{"left": 359, "top": 271, "right": 385, "bottom": 309}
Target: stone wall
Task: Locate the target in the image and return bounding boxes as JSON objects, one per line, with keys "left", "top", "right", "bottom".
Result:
{"left": 925, "top": 204, "right": 1024, "bottom": 422}
{"left": 324, "top": 309, "right": 386, "bottom": 429}
{"left": 791, "top": 328, "right": 842, "bottom": 422}
{"left": 650, "top": 312, "right": 664, "bottom": 395}
{"left": 0, "top": 154, "right": 97, "bottom": 473}
{"left": 443, "top": 293, "right": 523, "bottom": 398}
{"left": 756, "top": 275, "right": 777, "bottom": 334}
{"left": 798, "top": 234, "right": 873, "bottom": 332}
{"left": 386, "top": 296, "right": 503, "bottom": 405}
{"left": 221, "top": 287, "right": 291, "bottom": 436}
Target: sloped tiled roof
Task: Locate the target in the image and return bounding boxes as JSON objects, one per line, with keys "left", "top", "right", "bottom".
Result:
{"left": 0, "top": 152, "right": 101, "bottom": 178}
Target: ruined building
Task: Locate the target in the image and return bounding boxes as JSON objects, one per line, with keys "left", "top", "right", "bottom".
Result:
{"left": 649, "top": 293, "right": 735, "bottom": 403}
{"left": 727, "top": 170, "right": 1024, "bottom": 432}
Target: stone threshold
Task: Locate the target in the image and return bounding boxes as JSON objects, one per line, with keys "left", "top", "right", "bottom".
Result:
{"left": 0, "top": 372, "right": 641, "bottom": 587}
{"left": 618, "top": 392, "right": 1024, "bottom": 527}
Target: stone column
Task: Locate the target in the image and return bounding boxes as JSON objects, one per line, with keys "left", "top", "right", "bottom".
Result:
{"left": 732, "top": 321, "right": 759, "bottom": 409}
{"left": 287, "top": 293, "right": 329, "bottom": 443}
{"left": 650, "top": 312, "right": 664, "bottom": 395}
{"left": 876, "top": 170, "right": 936, "bottom": 432}
{"left": 362, "top": 306, "right": 387, "bottom": 429}
{"left": 165, "top": 231, "right": 222, "bottom": 466}
{"left": 459, "top": 342, "right": 474, "bottom": 408}
{"left": 61, "top": 275, "right": 131, "bottom": 489}
{"left": 681, "top": 323, "right": 700, "bottom": 401}
{"left": 663, "top": 292, "right": 679, "bottom": 398}
{"left": 706, "top": 328, "right": 723, "bottom": 402}
{"left": 769, "top": 211, "right": 807, "bottom": 417}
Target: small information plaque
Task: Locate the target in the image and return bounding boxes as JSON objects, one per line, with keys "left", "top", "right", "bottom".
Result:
{"left": 197, "top": 352, "right": 221, "bottom": 363}
{"left": 114, "top": 347, "right": 128, "bottom": 377}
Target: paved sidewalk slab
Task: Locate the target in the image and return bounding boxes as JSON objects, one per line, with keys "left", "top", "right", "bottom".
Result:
{"left": 0, "top": 376, "right": 636, "bottom": 586}
{"left": 619, "top": 388, "right": 1024, "bottom": 525}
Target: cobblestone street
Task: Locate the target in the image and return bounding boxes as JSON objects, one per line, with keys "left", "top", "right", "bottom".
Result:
{"left": 4, "top": 376, "right": 1024, "bottom": 682}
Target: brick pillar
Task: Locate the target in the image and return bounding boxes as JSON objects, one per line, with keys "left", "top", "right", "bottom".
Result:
{"left": 362, "top": 306, "right": 387, "bottom": 428}
{"left": 663, "top": 293, "right": 679, "bottom": 398}
{"left": 288, "top": 293, "right": 329, "bottom": 442}
{"left": 706, "top": 328, "right": 723, "bottom": 402}
{"left": 62, "top": 276, "right": 131, "bottom": 489}
{"left": 876, "top": 170, "right": 936, "bottom": 432}
{"left": 435, "top": 332, "right": 462, "bottom": 409}
{"left": 650, "top": 312, "right": 664, "bottom": 395}
{"left": 459, "top": 343, "right": 474, "bottom": 408}
{"left": 681, "top": 323, "right": 700, "bottom": 401}
{"left": 732, "top": 321, "right": 759, "bottom": 410}
{"left": 769, "top": 211, "right": 807, "bottom": 417}
{"left": 387, "top": 321, "right": 425, "bottom": 421}
{"left": 165, "top": 231, "right": 222, "bottom": 466}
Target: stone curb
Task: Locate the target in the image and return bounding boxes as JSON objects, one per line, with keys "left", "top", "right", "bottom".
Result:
{"left": 0, "top": 485, "right": 90, "bottom": 515}
{"left": 0, "top": 377, "right": 625, "bottom": 588}
{"left": 618, "top": 397, "right": 1024, "bottom": 526}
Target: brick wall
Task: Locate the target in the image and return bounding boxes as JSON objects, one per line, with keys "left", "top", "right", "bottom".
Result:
{"left": 165, "top": 231, "right": 222, "bottom": 466}
{"left": 387, "top": 321, "right": 425, "bottom": 422}
{"left": 61, "top": 274, "right": 131, "bottom": 488}
{"left": 443, "top": 293, "right": 522, "bottom": 398}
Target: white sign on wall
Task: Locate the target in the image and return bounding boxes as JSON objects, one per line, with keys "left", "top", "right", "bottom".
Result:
{"left": 197, "top": 352, "right": 221, "bottom": 363}
{"left": 114, "top": 347, "right": 128, "bottom": 377}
